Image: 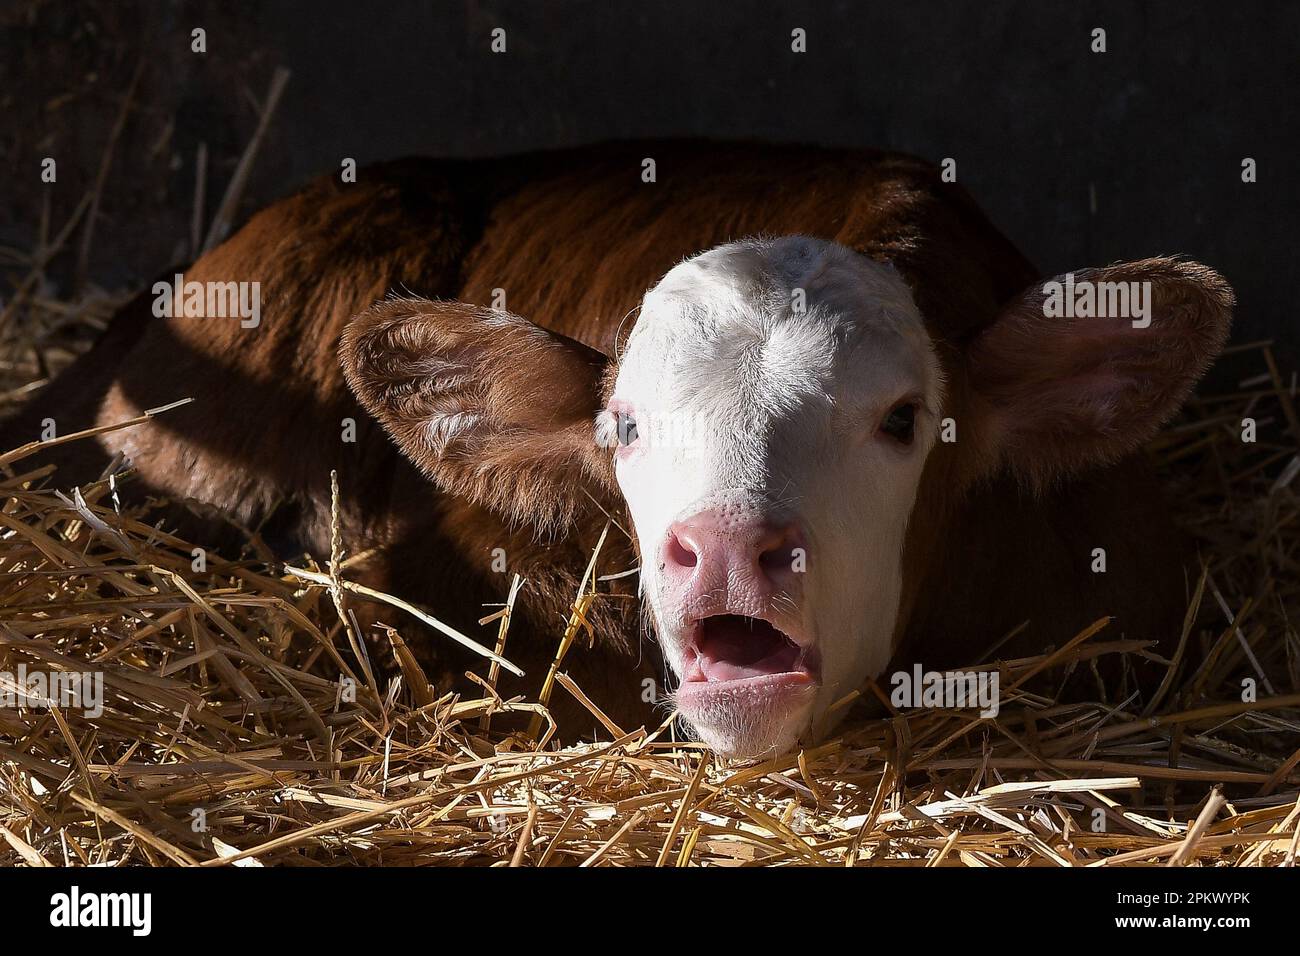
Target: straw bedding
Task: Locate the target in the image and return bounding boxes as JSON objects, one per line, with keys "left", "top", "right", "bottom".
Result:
{"left": 0, "top": 287, "right": 1297, "bottom": 867}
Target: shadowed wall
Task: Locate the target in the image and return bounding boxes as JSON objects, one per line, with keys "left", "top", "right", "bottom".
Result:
{"left": 1, "top": 1, "right": 1293, "bottom": 359}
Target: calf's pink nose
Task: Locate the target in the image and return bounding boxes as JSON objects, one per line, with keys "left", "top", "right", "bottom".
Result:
{"left": 662, "top": 509, "right": 804, "bottom": 596}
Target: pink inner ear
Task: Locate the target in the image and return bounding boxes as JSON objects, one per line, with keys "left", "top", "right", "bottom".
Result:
{"left": 976, "top": 314, "right": 1151, "bottom": 408}
{"left": 1069, "top": 370, "right": 1139, "bottom": 412}
{"left": 1013, "top": 369, "right": 1138, "bottom": 440}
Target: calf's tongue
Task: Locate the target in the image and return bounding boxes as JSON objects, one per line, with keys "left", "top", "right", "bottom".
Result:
{"left": 696, "top": 616, "right": 801, "bottom": 682}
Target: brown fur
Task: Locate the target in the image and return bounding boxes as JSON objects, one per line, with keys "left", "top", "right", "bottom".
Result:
{"left": 5, "top": 141, "right": 1233, "bottom": 736}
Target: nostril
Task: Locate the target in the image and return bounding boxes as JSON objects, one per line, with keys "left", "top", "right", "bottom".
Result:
{"left": 758, "top": 545, "right": 796, "bottom": 575}
{"left": 665, "top": 529, "right": 699, "bottom": 570}
{"left": 756, "top": 524, "right": 803, "bottom": 578}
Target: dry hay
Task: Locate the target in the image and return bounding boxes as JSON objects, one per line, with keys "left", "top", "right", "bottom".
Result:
{"left": 0, "top": 289, "right": 1297, "bottom": 867}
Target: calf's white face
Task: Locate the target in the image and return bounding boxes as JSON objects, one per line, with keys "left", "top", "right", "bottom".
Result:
{"left": 599, "top": 237, "right": 943, "bottom": 757}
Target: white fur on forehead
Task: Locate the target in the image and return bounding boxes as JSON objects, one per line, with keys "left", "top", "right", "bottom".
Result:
{"left": 633, "top": 236, "right": 922, "bottom": 345}
{"left": 622, "top": 236, "right": 932, "bottom": 410}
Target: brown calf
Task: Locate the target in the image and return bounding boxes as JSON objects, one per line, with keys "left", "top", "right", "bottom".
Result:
{"left": 7, "top": 141, "right": 1232, "bottom": 752}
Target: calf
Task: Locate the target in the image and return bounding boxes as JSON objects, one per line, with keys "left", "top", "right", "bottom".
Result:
{"left": 9, "top": 142, "right": 1232, "bottom": 757}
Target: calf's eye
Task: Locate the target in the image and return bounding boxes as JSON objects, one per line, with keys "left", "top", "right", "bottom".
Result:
{"left": 879, "top": 403, "right": 916, "bottom": 445}
{"left": 617, "top": 412, "right": 639, "bottom": 446}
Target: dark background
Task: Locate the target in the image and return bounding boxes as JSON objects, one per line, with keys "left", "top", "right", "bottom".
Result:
{"left": 2, "top": 1, "right": 1295, "bottom": 359}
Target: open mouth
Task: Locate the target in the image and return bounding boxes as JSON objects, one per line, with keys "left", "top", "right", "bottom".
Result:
{"left": 680, "top": 614, "right": 819, "bottom": 688}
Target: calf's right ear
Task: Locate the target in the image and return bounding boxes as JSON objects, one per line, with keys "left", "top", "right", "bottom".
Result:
{"left": 965, "top": 257, "right": 1234, "bottom": 489}
{"left": 339, "top": 298, "right": 615, "bottom": 534}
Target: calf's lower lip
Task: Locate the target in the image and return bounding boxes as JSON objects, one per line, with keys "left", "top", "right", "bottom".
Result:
{"left": 675, "top": 670, "right": 817, "bottom": 712}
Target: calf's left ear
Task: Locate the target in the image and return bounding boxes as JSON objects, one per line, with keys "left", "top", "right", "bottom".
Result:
{"left": 967, "top": 257, "right": 1233, "bottom": 487}
{"left": 340, "top": 298, "right": 615, "bottom": 533}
